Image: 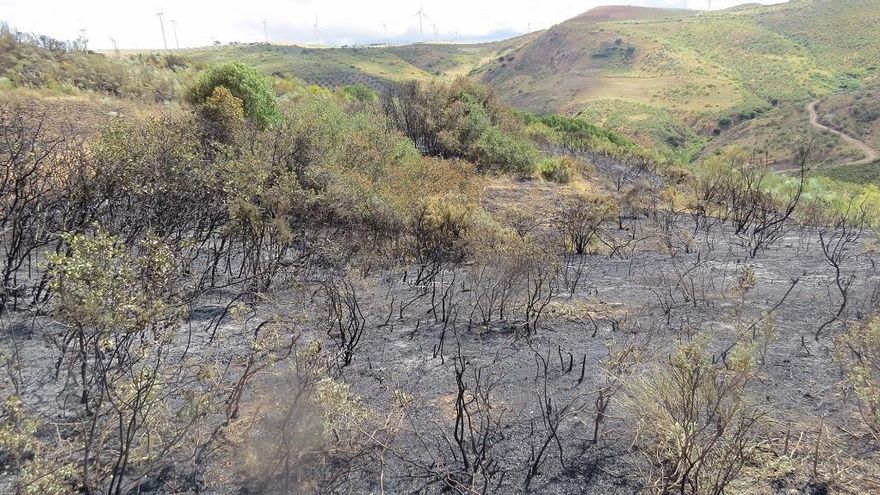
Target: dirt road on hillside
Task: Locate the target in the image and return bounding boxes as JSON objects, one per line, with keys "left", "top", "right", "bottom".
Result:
{"left": 807, "top": 99, "right": 878, "bottom": 166}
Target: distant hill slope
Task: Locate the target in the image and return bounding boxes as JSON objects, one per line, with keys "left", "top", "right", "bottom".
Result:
{"left": 754, "top": 0, "right": 880, "bottom": 77}
{"left": 472, "top": 2, "right": 878, "bottom": 155}
{"left": 182, "top": 34, "right": 536, "bottom": 90}
{"left": 179, "top": 1, "right": 880, "bottom": 166}
{"left": 184, "top": 44, "right": 434, "bottom": 89}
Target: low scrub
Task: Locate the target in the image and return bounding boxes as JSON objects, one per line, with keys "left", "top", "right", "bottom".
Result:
{"left": 382, "top": 77, "right": 538, "bottom": 176}
{"left": 473, "top": 126, "right": 539, "bottom": 176}
{"left": 537, "top": 156, "right": 576, "bottom": 183}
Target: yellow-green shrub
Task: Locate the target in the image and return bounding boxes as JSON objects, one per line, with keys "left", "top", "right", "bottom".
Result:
{"left": 537, "top": 156, "right": 576, "bottom": 184}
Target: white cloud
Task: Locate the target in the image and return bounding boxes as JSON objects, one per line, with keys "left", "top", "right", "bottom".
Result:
{"left": 1, "top": 0, "right": 787, "bottom": 49}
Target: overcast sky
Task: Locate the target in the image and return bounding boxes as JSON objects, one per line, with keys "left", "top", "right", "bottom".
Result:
{"left": 2, "top": 0, "right": 787, "bottom": 49}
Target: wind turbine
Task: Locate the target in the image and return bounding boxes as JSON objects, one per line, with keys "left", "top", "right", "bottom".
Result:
{"left": 413, "top": 2, "right": 430, "bottom": 36}
{"left": 170, "top": 19, "right": 180, "bottom": 49}
{"left": 262, "top": 20, "right": 268, "bottom": 43}
{"left": 381, "top": 23, "right": 389, "bottom": 44}
{"left": 432, "top": 23, "right": 439, "bottom": 40}
{"left": 313, "top": 17, "right": 319, "bottom": 45}
{"left": 706, "top": 0, "right": 712, "bottom": 11}
{"left": 156, "top": 12, "right": 168, "bottom": 50}
{"left": 77, "top": 28, "right": 88, "bottom": 50}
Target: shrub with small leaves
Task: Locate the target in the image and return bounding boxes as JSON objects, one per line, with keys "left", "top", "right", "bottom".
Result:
{"left": 537, "top": 156, "right": 575, "bottom": 184}
{"left": 624, "top": 338, "right": 765, "bottom": 495}
{"left": 837, "top": 315, "right": 880, "bottom": 445}
{"left": 200, "top": 85, "right": 246, "bottom": 143}
{"left": 473, "top": 126, "right": 539, "bottom": 176}
{"left": 187, "top": 61, "right": 279, "bottom": 129}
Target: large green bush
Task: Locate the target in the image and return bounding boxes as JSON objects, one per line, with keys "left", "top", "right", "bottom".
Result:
{"left": 473, "top": 126, "right": 539, "bottom": 176}
{"left": 382, "top": 77, "right": 535, "bottom": 176}
{"left": 187, "top": 61, "right": 279, "bottom": 129}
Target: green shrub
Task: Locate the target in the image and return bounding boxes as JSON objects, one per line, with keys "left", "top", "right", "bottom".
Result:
{"left": 341, "top": 84, "right": 379, "bottom": 104}
{"left": 837, "top": 315, "right": 880, "bottom": 445}
{"left": 537, "top": 156, "right": 575, "bottom": 184}
{"left": 624, "top": 338, "right": 764, "bottom": 495}
{"left": 383, "top": 78, "right": 520, "bottom": 164}
{"left": 187, "top": 61, "right": 279, "bottom": 129}
{"left": 473, "top": 126, "right": 539, "bottom": 176}
{"left": 201, "top": 86, "right": 246, "bottom": 143}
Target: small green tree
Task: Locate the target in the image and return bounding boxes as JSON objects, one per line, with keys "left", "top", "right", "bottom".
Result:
{"left": 187, "top": 61, "right": 279, "bottom": 129}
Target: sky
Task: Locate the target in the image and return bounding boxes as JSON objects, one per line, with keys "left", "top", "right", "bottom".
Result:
{"left": 1, "top": 0, "right": 787, "bottom": 49}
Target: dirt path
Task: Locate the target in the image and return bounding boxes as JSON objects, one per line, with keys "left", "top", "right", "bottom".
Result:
{"left": 807, "top": 99, "right": 879, "bottom": 167}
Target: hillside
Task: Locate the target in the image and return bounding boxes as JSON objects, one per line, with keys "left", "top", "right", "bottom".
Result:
{"left": 182, "top": 34, "right": 537, "bottom": 89}
{"left": 5, "top": 55, "right": 880, "bottom": 495}
{"left": 474, "top": 1, "right": 878, "bottom": 159}
{"left": 173, "top": 1, "right": 880, "bottom": 169}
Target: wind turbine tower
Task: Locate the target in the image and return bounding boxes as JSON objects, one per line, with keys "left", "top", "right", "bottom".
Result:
{"left": 78, "top": 28, "right": 88, "bottom": 50}
{"left": 170, "top": 19, "right": 180, "bottom": 49}
{"left": 262, "top": 20, "right": 268, "bottom": 43}
{"left": 313, "top": 17, "right": 319, "bottom": 44}
{"left": 156, "top": 12, "right": 168, "bottom": 50}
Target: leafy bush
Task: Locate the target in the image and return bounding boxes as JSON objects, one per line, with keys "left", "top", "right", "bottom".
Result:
{"left": 473, "top": 126, "right": 539, "bottom": 176}
{"left": 521, "top": 112, "right": 637, "bottom": 149}
{"left": 410, "top": 193, "right": 476, "bottom": 269}
{"left": 624, "top": 338, "right": 765, "bottom": 495}
{"left": 537, "top": 156, "right": 575, "bottom": 183}
{"left": 382, "top": 77, "right": 533, "bottom": 176}
{"left": 187, "top": 61, "right": 280, "bottom": 129}
{"left": 200, "top": 85, "right": 246, "bottom": 143}
{"left": 340, "top": 83, "right": 379, "bottom": 104}
{"left": 837, "top": 315, "right": 880, "bottom": 444}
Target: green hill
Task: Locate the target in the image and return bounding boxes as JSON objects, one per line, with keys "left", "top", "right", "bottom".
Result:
{"left": 471, "top": 1, "right": 876, "bottom": 160}
{"left": 182, "top": 34, "right": 537, "bottom": 90}
{"left": 134, "top": 1, "right": 880, "bottom": 169}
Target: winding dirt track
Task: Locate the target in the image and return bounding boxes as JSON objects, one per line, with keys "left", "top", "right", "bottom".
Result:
{"left": 807, "top": 99, "right": 879, "bottom": 167}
